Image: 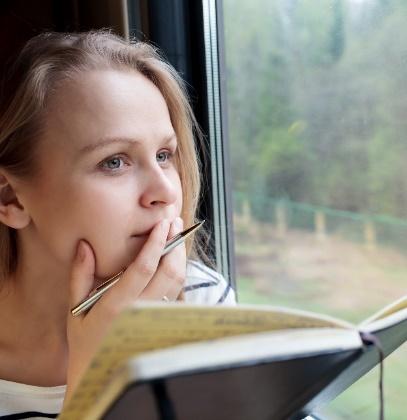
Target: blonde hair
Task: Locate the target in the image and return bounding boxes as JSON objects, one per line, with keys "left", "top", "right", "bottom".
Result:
{"left": 0, "top": 30, "right": 206, "bottom": 282}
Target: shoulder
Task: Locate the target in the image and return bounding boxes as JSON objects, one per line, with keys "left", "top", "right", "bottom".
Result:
{"left": 184, "top": 260, "right": 236, "bottom": 306}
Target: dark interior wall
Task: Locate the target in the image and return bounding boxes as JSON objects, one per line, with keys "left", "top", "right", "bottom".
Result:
{"left": 0, "top": 0, "right": 128, "bottom": 81}
{"left": 0, "top": 0, "right": 55, "bottom": 79}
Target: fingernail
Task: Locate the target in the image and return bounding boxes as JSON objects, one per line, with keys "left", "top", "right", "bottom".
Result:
{"left": 77, "top": 241, "right": 86, "bottom": 262}
{"left": 175, "top": 217, "right": 183, "bottom": 229}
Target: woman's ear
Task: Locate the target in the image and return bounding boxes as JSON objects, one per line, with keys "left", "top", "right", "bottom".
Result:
{"left": 0, "top": 172, "right": 31, "bottom": 229}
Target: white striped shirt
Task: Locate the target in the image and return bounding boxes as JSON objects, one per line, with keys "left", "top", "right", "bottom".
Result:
{"left": 184, "top": 260, "right": 236, "bottom": 305}
{"left": 0, "top": 261, "right": 236, "bottom": 419}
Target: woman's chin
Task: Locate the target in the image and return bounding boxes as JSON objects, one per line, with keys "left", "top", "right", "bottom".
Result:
{"left": 94, "top": 241, "right": 144, "bottom": 280}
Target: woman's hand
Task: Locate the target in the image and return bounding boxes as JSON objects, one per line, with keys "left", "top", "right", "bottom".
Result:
{"left": 64, "top": 217, "right": 186, "bottom": 406}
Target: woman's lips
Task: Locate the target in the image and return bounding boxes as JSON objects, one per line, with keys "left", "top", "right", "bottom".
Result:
{"left": 131, "top": 233, "right": 148, "bottom": 239}
{"left": 131, "top": 219, "right": 175, "bottom": 238}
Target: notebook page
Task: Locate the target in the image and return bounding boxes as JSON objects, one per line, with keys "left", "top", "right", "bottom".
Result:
{"left": 59, "top": 302, "right": 350, "bottom": 419}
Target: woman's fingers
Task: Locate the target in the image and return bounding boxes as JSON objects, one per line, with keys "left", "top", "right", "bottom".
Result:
{"left": 140, "top": 217, "right": 186, "bottom": 301}
{"left": 105, "top": 219, "right": 170, "bottom": 302}
{"left": 161, "top": 217, "right": 186, "bottom": 300}
{"left": 70, "top": 216, "right": 185, "bottom": 320}
{"left": 68, "top": 240, "right": 96, "bottom": 315}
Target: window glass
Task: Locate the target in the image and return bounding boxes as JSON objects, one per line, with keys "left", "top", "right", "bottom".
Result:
{"left": 223, "top": 0, "right": 406, "bottom": 418}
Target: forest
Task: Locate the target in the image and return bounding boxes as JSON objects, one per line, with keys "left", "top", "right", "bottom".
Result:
{"left": 224, "top": 0, "right": 407, "bottom": 220}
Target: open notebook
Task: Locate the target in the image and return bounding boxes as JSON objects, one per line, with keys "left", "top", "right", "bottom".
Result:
{"left": 59, "top": 295, "right": 407, "bottom": 420}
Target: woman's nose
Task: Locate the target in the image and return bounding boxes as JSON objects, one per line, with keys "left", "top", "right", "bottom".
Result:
{"left": 139, "top": 167, "right": 178, "bottom": 208}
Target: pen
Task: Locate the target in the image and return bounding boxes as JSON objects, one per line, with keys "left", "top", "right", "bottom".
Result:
{"left": 70, "top": 220, "right": 205, "bottom": 316}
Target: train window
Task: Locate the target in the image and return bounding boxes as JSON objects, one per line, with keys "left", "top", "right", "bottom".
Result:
{"left": 222, "top": 0, "right": 406, "bottom": 418}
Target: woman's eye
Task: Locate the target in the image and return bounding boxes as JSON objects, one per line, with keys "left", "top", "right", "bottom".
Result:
{"left": 156, "top": 150, "right": 172, "bottom": 164}
{"left": 100, "top": 156, "right": 125, "bottom": 171}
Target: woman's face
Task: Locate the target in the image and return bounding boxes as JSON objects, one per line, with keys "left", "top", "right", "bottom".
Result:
{"left": 19, "top": 69, "right": 183, "bottom": 279}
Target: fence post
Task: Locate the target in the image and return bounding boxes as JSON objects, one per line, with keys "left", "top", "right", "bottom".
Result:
{"left": 275, "top": 201, "right": 287, "bottom": 239}
{"left": 364, "top": 220, "right": 376, "bottom": 251}
{"left": 315, "top": 210, "right": 326, "bottom": 241}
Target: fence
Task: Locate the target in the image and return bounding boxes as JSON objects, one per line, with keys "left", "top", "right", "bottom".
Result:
{"left": 233, "top": 191, "right": 407, "bottom": 252}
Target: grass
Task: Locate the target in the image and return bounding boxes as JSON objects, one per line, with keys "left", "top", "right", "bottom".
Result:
{"left": 237, "top": 276, "right": 383, "bottom": 323}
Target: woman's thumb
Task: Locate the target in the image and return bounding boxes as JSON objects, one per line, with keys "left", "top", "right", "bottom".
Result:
{"left": 69, "top": 240, "right": 95, "bottom": 309}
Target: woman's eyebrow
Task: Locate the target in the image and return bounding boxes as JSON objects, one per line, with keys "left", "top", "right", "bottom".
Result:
{"left": 78, "top": 133, "right": 177, "bottom": 155}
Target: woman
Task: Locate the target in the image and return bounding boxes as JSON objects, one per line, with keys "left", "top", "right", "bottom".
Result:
{"left": 0, "top": 30, "right": 235, "bottom": 418}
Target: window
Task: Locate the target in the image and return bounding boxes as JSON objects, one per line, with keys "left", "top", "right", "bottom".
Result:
{"left": 223, "top": 0, "right": 406, "bottom": 418}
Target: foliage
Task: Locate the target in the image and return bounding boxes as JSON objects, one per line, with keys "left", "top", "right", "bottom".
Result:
{"left": 224, "top": 0, "right": 407, "bottom": 219}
